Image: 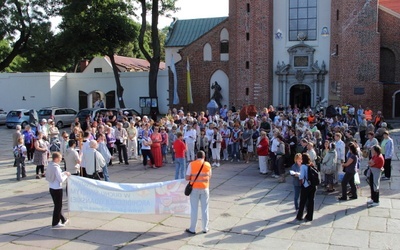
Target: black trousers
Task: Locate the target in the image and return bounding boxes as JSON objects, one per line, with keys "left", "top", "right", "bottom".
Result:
{"left": 296, "top": 185, "right": 316, "bottom": 221}
{"left": 141, "top": 149, "right": 154, "bottom": 166}
{"left": 117, "top": 143, "right": 128, "bottom": 163}
{"left": 49, "top": 188, "right": 66, "bottom": 226}
{"left": 383, "top": 157, "right": 391, "bottom": 178}
{"left": 341, "top": 172, "right": 357, "bottom": 198}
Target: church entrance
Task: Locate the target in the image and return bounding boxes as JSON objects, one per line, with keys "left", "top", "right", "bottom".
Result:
{"left": 290, "top": 84, "right": 311, "bottom": 110}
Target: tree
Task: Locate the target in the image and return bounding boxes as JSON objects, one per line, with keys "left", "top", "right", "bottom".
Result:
{"left": 137, "top": 0, "right": 178, "bottom": 114}
{"left": 59, "top": 0, "right": 139, "bottom": 108}
{"left": 0, "top": 0, "right": 60, "bottom": 71}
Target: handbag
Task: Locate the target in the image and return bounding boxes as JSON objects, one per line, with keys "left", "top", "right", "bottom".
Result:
{"left": 184, "top": 162, "right": 205, "bottom": 196}
{"left": 92, "top": 151, "right": 103, "bottom": 180}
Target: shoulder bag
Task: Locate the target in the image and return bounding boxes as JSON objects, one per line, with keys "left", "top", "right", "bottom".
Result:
{"left": 92, "top": 151, "right": 102, "bottom": 180}
{"left": 184, "top": 162, "right": 205, "bottom": 196}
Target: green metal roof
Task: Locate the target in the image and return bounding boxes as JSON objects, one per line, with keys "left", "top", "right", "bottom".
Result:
{"left": 165, "top": 17, "right": 228, "bottom": 47}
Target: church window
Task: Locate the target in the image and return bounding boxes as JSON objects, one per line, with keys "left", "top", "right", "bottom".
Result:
{"left": 220, "top": 41, "right": 229, "bottom": 54}
{"left": 246, "top": 61, "right": 249, "bottom": 69}
{"left": 246, "top": 32, "right": 250, "bottom": 41}
{"left": 220, "top": 28, "right": 229, "bottom": 61}
{"left": 247, "top": 3, "right": 250, "bottom": 13}
{"left": 289, "top": 0, "right": 317, "bottom": 41}
{"left": 203, "top": 43, "right": 212, "bottom": 61}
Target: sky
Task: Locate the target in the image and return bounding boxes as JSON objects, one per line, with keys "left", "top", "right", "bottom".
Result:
{"left": 51, "top": 0, "right": 229, "bottom": 32}
{"left": 157, "top": 0, "right": 229, "bottom": 28}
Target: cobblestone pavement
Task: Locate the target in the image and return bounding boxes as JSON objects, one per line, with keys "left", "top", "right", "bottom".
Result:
{"left": 0, "top": 125, "right": 400, "bottom": 249}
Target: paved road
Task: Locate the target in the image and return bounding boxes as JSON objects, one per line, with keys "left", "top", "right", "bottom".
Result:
{"left": 0, "top": 125, "right": 400, "bottom": 249}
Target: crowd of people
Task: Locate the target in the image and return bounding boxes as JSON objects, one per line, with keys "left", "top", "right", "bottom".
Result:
{"left": 10, "top": 103, "right": 395, "bottom": 227}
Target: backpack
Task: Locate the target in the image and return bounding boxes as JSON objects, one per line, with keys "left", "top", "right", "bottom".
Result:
{"left": 13, "top": 146, "right": 23, "bottom": 159}
{"left": 307, "top": 165, "right": 321, "bottom": 186}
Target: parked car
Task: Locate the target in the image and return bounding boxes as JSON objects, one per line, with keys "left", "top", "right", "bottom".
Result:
{"left": 109, "top": 108, "right": 140, "bottom": 121}
{"left": 0, "top": 109, "right": 7, "bottom": 125}
{"left": 6, "top": 109, "right": 38, "bottom": 129}
{"left": 75, "top": 108, "right": 109, "bottom": 124}
{"left": 38, "top": 107, "right": 78, "bottom": 129}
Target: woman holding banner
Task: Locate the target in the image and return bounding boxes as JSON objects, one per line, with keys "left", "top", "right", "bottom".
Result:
{"left": 46, "top": 152, "right": 71, "bottom": 228}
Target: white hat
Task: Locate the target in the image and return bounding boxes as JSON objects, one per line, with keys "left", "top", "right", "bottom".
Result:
{"left": 48, "top": 119, "right": 53, "bottom": 123}
{"left": 124, "top": 111, "right": 129, "bottom": 115}
{"left": 41, "top": 119, "right": 47, "bottom": 123}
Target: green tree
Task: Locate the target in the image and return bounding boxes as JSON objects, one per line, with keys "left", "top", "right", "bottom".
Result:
{"left": 0, "top": 0, "right": 60, "bottom": 71}
{"left": 137, "top": 0, "right": 178, "bottom": 114}
{"left": 59, "top": 0, "right": 139, "bottom": 108}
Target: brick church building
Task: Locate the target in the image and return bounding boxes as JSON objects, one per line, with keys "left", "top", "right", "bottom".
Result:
{"left": 165, "top": 0, "right": 400, "bottom": 118}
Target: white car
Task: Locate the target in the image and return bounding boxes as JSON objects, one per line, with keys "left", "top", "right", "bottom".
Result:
{"left": 0, "top": 109, "right": 7, "bottom": 125}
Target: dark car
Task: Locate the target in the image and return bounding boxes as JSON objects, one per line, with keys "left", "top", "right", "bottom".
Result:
{"left": 110, "top": 108, "right": 140, "bottom": 121}
{"left": 75, "top": 108, "right": 110, "bottom": 124}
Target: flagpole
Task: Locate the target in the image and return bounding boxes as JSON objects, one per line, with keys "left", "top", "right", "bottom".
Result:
{"left": 186, "top": 57, "right": 193, "bottom": 105}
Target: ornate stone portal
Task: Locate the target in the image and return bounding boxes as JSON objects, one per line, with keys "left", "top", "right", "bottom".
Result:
{"left": 275, "top": 42, "right": 328, "bottom": 108}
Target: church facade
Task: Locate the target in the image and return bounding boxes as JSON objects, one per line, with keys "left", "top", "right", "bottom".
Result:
{"left": 165, "top": 0, "right": 400, "bottom": 118}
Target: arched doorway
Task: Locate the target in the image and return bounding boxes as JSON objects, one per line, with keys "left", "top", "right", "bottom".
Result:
{"left": 290, "top": 84, "right": 311, "bottom": 110}
{"left": 393, "top": 91, "right": 400, "bottom": 118}
{"left": 210, "top": 70, "right": 229, "bottom": 108}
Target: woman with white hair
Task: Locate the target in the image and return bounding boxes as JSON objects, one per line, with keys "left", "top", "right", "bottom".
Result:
{"left": 80, "top": 140, "right": 105, "bottom": 178}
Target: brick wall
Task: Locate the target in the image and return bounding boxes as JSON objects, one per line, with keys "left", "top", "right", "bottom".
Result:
{"left": 169, "top": 20, "right": 230, "bottom": 112}
{"left": 229, "top": 0, "right": 274, "bottom": 109}
{"left": 329, "top": 0, "right": 383, "bottom": 112}
{"left": 379, "top": 9, "right": 400, "bottom": 118}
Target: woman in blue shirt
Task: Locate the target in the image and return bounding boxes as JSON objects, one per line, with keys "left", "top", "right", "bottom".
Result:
{"left": 296, "top": 153, "right": 316, "bottom": 221}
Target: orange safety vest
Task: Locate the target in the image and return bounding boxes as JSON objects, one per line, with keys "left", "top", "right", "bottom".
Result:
{"left": 364, "top": 110, "right": 373, "bottom": 121}
{"left": 190, "top": 160, "right": 212, "bottom": 189}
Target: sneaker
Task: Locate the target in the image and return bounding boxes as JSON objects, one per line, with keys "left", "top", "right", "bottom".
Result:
{"left": 202, "top": 229, "right": 209, "bottom": 234}
{"left": 52, "top": 223, "right": 65, "bottom": 228}
{"left": 368, "top": 202, "right": 379, "bottom": 207}
{"left": 337, "top": 197, "right": 347, "bottom": 201}
{"left": 216, "top": 163, "right": 220, "bottom": 167}
{"left": 212, "top": 162, "right": 216, "bottom": 167}
{"left": 62, "top": 219, "right": 69, "bottom": 225}
{"left": 36, "top": 175, "right": 41, "bottom": 179}
{"left": 367, "top": 199, "right": 374, "bottom": 204}
{"left": 381, "top": 177, "right": 390, "bottom": 181}
{"left": 231, "top": 159, "right": 234, "bottom": 162}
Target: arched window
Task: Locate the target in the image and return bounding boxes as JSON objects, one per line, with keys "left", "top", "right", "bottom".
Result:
{"left": 220, "top": 28, "right": 229, "bottom": 61}
{"left": 380, "top": 47, "right": 396, "bottom": 83}
{"left": 203, "top": 43, "right": 212, "bottom": 61}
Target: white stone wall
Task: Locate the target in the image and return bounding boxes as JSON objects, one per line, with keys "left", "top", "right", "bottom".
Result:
{"left": 273, "top": 0, "right": 331, "bottom": 106}
{"left": 0, "top": 71, "right": 169, "bottom": 114}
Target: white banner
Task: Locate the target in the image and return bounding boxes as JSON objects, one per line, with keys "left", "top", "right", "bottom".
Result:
{"left": 68, "top": 176, "right": 190, "bottom": 215}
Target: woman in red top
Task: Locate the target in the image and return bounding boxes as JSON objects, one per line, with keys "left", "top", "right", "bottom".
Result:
{"left": 150, "top": 126, "right": 163, "bottom": 168}
{"left": 257, "top": 131, "right": 269, "bottom": 175}
{"left": 367, "top": 145, "right": 384, "bottom": 207}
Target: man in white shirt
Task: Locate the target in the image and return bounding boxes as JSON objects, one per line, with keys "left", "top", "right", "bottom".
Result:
{"left": 334, "top": 132, "right": 345, "bottom": 183}
{"left": 114, "top": 122, "right": 129, "bottom": 165}
{"left": 184, "top": 123, "right": 197, "bottom": 162}
{"left": 80, "top": 140, "right": 106, "bottom": 177}
{"left": 270, "top": 130, "right": 280, "bottom": 178}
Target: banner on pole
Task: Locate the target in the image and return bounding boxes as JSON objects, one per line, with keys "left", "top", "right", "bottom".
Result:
{"left": 68, "top": 176, "right": 190, "bottom": 215}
